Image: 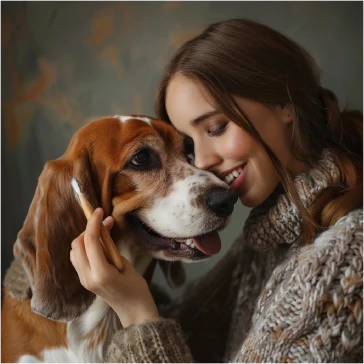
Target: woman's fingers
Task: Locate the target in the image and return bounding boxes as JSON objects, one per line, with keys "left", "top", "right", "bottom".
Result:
{"left": 84, "top": 208, "right": 111, "bottom": 269}
{"left": 102, "top": 215, "right": 114, "bottom": 231}
{"left": 70, "top": 209, "right": 116, "bottom": 274}
{"left": 70, "top": 232, "right": 91, "bottom": 274}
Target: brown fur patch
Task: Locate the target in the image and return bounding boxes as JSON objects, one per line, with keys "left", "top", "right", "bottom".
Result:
{"left": 1, "top": 290, "right": 67, "bottom": 363}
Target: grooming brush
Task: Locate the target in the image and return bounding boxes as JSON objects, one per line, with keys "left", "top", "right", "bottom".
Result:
{"left": 71, "top": 178, "right": 124, "bottom": 272}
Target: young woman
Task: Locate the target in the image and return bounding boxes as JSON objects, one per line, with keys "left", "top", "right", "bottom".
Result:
{"left": 72, "top": 19, "right": 363, "bottom": 362}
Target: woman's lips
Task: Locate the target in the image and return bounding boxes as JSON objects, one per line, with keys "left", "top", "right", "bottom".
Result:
{"left": 229, "top": 162, "right": 247, "bottom": 191}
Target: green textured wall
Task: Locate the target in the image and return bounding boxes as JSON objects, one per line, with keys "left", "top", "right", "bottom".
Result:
{"left": 2, "top": 1, "right": 362, "bottom": 298}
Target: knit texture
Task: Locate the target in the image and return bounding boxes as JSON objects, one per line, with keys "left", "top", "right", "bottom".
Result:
{"left": 243, "top": 149, "right": 341, "bottom": 249}
{"left": 106, "top": 318, "right": 193, "bottom": 363}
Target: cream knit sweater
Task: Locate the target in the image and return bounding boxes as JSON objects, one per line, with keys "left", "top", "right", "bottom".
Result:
{"left": 105, "top": 150, "right": 363, "bottom": 363}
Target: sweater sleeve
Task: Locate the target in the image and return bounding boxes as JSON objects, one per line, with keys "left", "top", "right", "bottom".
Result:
{"left": 236, "top": 211, "right": 363, "bottom": 363}
{"left": 106, "top": 318, "right": 193, "bottom": 363}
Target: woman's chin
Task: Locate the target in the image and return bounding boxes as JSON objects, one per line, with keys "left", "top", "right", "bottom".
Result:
{"left": 239, "top": 190, "right": 267, "bottom": 208}
{"left": 241, "top": 185, "right": 283, "bottom": 208}
{"left": 240, "top": 196, "right": 256, "bottom": 208}
{"left": 238, "top": 191, "right": 255, "bottom": 208}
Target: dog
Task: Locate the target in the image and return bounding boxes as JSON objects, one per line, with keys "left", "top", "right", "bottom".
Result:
{"left": 1, "top": 115, "right": 237, "bottom": 362}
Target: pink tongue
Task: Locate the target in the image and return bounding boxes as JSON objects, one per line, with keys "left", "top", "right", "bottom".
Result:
{"left": 192, "top": 231, "right": 221, "bottom": 255}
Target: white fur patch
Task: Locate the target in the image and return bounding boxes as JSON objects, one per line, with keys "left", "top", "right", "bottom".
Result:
{"left": 18, "top": 347, "right": 78, "bottom": 363}
{"left": 114, "top": 115, "right": 151, "bottom": 124}
{"left": 67, "top": 297, "right": 121, "bottom": 362}
{"left": 140, "top": 166, "right": 227, "bottom": 237}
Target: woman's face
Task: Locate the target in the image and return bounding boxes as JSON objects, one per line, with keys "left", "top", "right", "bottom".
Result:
{"left": 165, "top": 75, "right": 309, "bottom": 207}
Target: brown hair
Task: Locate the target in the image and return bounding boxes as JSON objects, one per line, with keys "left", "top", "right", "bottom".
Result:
{"left": 155, "top": 18, "right": 363, "bottom": 242}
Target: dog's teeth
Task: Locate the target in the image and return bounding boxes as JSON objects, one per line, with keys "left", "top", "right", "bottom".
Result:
{"left": 185, "top": 238, "right": 192, "bottom": 246}
{"left": 190, "top": 242, "right": 196, "bottom": 249}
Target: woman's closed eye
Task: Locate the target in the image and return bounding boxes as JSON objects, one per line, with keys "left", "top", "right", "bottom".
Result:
{"left": 208, "top": 121, "right": 229, "bottom": 137}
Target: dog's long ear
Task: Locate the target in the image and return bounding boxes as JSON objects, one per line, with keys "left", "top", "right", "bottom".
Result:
{"left": 158, "top": 261, "right": 186, "bottom": 289}
{"left": 13, "top": 134, "right": 116, "bottom": 322}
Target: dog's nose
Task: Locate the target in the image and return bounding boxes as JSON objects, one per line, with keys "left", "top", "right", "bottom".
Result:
{"left": 204, "top": 187, "right": 238, "bottom": 218}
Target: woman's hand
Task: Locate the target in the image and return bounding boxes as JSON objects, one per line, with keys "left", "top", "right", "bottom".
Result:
{"left": 70, "top": 208, "right": 159, "bottom": 327}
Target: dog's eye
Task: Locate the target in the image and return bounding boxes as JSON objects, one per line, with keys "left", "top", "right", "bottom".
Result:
{"left": 128, "top": 148, "right": 161, "bottom": 170}
{"left": 132, "top": 150, "right": 150, "bottom": 165}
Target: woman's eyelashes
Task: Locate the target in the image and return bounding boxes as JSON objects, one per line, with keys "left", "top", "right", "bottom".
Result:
{"left": 207, "top": 121, "right": 229, "bottom": 137}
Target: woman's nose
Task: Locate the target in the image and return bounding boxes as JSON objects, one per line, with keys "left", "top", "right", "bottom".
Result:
{"left": 194, "top": 143, "right": 221, "bottom": 170}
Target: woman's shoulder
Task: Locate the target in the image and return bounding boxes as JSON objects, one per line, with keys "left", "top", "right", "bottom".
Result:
{"left": 314, "top": 207, "right": 362, "bottom": 249}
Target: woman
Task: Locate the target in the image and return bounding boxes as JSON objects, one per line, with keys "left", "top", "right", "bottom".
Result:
{"left": 71, "top": 19, "right": 363, "bottom": 362}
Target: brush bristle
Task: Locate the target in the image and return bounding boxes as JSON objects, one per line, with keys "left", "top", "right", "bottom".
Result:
{"left": 71, "top": 177, "right": 81, "bottom": 195}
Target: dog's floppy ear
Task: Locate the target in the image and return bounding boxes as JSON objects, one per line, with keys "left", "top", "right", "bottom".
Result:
{"left": 14, "top": 132, "right": 116, "bottom": 322}
{"left": 158, "top": 261, "right": 186, "bottom": 289}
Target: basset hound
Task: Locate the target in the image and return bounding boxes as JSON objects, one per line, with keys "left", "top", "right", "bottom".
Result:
{"left": 1, "top": 115, "right": 237, "bottom": 362}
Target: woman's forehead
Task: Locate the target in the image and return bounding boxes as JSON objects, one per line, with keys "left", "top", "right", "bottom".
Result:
{"left": 166, "top": 77, "right": 218, "bottom": 129}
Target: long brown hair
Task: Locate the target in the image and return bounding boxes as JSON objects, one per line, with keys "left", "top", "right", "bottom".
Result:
{"left": 155, "top": 19, "right": 363, "bottom": 242}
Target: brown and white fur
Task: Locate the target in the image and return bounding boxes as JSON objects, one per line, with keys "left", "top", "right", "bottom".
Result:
{"left": 1, "top": 115, "right": 237, "bottom": 363}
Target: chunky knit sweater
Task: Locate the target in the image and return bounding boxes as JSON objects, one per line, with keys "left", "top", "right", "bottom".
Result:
{"left": 3, "top": 150, "right": 363, "bottom": 362}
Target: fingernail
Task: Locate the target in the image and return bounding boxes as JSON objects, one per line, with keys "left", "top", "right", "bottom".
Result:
{"left": 103, "top": 216, "right": 113, "bottom": 223}
{"left": 95, "top": 207, "right": 103, "bottom": 214}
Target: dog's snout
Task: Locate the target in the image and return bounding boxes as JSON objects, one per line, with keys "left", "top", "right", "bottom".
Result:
{"left": 204, "top": 187, "right": 238, "bottom": 218}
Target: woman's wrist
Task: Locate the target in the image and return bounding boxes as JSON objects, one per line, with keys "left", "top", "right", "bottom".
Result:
{"left": 115, "top": 304, "right": 160, "bottom": 328}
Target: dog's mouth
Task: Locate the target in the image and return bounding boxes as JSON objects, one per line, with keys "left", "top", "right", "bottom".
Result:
{"left": 126, "top": 213, "right": 222, "bottom": 259}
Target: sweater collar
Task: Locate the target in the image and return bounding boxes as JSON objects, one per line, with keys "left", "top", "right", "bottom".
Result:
{"left": 243, "top": 149, "right": 341, "bottom": 250}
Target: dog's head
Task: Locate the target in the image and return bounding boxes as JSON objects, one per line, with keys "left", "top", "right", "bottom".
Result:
{"left": 14, "top": 115, "right": 237, "bottom": 321}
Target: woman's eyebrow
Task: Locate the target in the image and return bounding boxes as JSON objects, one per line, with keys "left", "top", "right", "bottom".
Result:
{"left": 191, "top": 110, "right": 221, "bottom": 126}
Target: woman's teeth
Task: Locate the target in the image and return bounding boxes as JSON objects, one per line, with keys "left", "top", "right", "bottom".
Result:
{"left": 224, "top": 166, "right": 244, "bottom": 185}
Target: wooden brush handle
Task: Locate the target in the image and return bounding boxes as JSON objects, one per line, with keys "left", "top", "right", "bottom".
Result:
{"left": 99, "top": 225, "right": 124, "bottom": 272}
{"left": 79, "top": 194, "right": 124, "bottom": 272}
